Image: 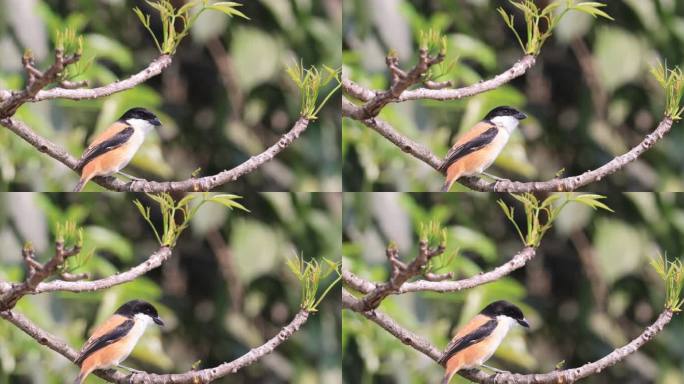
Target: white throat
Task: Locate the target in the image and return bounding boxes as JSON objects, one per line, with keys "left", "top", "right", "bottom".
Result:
{"left": 126, "top": 118, "right": 155, "bottom": 134}
{"left": 490, "top": 115, "right": 520, "bottom": 134}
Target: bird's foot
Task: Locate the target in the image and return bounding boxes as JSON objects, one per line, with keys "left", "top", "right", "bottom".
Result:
{"left": 481, "top": 364, "right": 510, "bottom": 375}
{"left": 117, "top": 364, "right": 143, "bottom": 374}
{"left": 481, "top": 172, "right": 508, "bottom": 182}
{"left": 117, "top": 171, "right": 144, "bottom": 181}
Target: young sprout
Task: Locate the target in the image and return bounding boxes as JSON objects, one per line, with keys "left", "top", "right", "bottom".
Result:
{"left": 498, "top": 193, "right": 612, "bottom": 247}
{"left": 134, "top": 0, "right": 249, "bottom": 55}
{"left": 133, "top": 193, "right": 248, "bottom": 247}
{"left": 650, "top": 61, "right": 684, "bottom": 120}
{"left": 286, "top": 61, "right": 341, "bottom": 119}
{"left": 498, "top": 0, "right": 613, "bottom": 56}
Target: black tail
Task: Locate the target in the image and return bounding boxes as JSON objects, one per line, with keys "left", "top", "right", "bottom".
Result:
{"left": 73, "top": 178, "right": 87, "bottom": 192}
{"left": 441, "top": 179, "right": 453, "bottom": 192}
{"left": 73, "top": 372, "right": 85, "bottom": 384}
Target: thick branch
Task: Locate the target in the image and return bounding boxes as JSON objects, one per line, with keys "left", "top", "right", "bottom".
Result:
{"left": 343, "top": 55, "right": 536, "bottom": 106}
{"left": 343, "top": 289, "right": 676, "bottom": 384}
{"left": 342, "top": 103, "right": 674, "bottom": 192}
{"left": 0, "top": 116, "right": 309, "bottom": 192}
{"left": 342, "top": 289, "right": 487, "bottom": 383}
{"left": 0, "top": 308, "right": 310, "bottom": 384}
{"left": 344, "top": 247, "right": 536, "bottom": 301}
{"left": 126, "top": 310, "right": 310, "bottom": 383}
{"left": 460, "top": 118, "right": 674, "bottom": 192}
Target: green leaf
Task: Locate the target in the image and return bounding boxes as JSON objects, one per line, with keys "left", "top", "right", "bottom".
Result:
{"left": 206, "top": 2, "right": 250, "bottom": 20}
{"left": 207, "top": 194, "right": 250, "bottom": 212}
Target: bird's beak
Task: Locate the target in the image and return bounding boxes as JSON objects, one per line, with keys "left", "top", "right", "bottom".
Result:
{"left": 517, "top": 318, "right": 530, "bottom": 328}
{"left": 151, "top": 117, "right": 162, "bottom": 126}
{"left": 515, "top": 112, "right": 527, "bottom": 120}
{"left": 153, "top": 316, "right": 164, "bottom": 326}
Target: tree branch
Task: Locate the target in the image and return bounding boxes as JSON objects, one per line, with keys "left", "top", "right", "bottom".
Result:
{"left": 343, "top": 55, "right": 536, "bottom": 107}
{"left": 0, "top": 53, "right": 172, "bottom": 118}
{"left": 343, "top": 288, "right": 676, "bottom": 384}
{"left": 0, "top": 116, "right": 310, "bottom": 192}
{"left": 33, "top": 247, "right": 172, "bottom": 294}
{"left": 344, "top": 247, "right": 536, "bottom": 302}
{"left": 0, "top": 307, "right": 311, "bottom": 384}
{"left": 31, "top": 55, "right": 172, "bottom": 102}
{"left": 343, "top": 101, "right": 675, "bottom": 192}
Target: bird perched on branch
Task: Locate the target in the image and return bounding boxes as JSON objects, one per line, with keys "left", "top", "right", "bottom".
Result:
{"left": 439, "top": 300, "right": 529, "bottom": 384}
{"left": 73, "top": 107, "right": 162, "bottom": 192}
{"left": 439, "top": 106, "right": 527, "bottom": 192}
{"left": 73, "top": 300, "right": 164, "bottom": 384}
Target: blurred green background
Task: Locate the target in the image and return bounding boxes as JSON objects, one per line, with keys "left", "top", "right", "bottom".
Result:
{"left": 343, "top": 0, "right": 684, "bottom": 192}
{"left": 342, "top": 192, "right": 684, "bottom": 383}
{"left": 0, "top": 0, "right": 341, "bottom": 192}
{"left": 0, "top": 192, "right": 341, "bottom": 383}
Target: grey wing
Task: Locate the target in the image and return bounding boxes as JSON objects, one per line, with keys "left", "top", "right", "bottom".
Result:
{"left": 437, "top": 319, "right": 497, "bottom": 365}
{"left": 76, "top": 126, "right": 134, "bottom": 170}
{"left": 74, "top": 319, "right": 134, "bottom": 365}
{"left": 439, "top": 127, "right": 498, "bottom": 172}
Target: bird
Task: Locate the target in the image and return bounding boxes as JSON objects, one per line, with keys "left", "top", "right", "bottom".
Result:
{"left": 73, "top": 107, "right": 162, "bottom": 192}
{"left": 439, "top": 106, "right": 527, "bottom": 192}
{"left": 73, "top": 299, "right": 164, "bottom": 384}
{"left": 438, "top": 300, "right": 529, "bottom": 384}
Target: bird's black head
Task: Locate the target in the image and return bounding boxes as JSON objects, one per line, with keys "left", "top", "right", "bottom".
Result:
{"left": 119, "top": 107, "right": 162, "bottom": 126}
{"left": 480, "top": 300, "right": 529, "bottom": 328}
{"left": 115, "top": 300, "right": 164, "bottom": 326}
{"left": 484, "top": 106, "right": 527, "bottom": 121}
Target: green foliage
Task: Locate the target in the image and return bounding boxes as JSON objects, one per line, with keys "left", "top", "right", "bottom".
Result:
{"left": 54, "top": 27, "right": 83, "bottom": 55}
{"left": 498, "top": 193, "right": 613, "bottom": 247}
{"left": 418, "top": 220, "right": 447, "bottom": 247}
{"left": 418, "top": 29, "right": 458, "bottom": 83}
{"left": 133, "top": 193, "right": 248, "bottom": 247}
{"left": 498, "top": 0, "right": 613, "bottom": 55}
{"left": 54, "top": 220, "right": 83, "bottom": 247}
{"left": 650, "top": 62, "right": 684, "bottom": 120}
{"left": 53, "top": 27, "right": 92, "bottom": 82}
{"left": 286, "top": 252, "right": 341, "bottom": 311}
{"left": 133, "top": 0, "right": 249, "bottom": 54}
{"left": 650, "top": 253, "right": 684, "bottom": 312}
{"left": 286, "top": 61, "right": 342, "bottom": 119}
{"left": 54, "top": 221, "right": 92, "bottom": 274}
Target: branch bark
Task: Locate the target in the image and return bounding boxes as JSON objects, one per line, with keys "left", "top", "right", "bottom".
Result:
{"left": 0, "top": 116, "right": 310, "bottom": 192}
{"left": 0, "top": 307, "right": 311, "bottom": 384}
{"left": 343, "top": 288, "right": 676, "bottom": 384}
